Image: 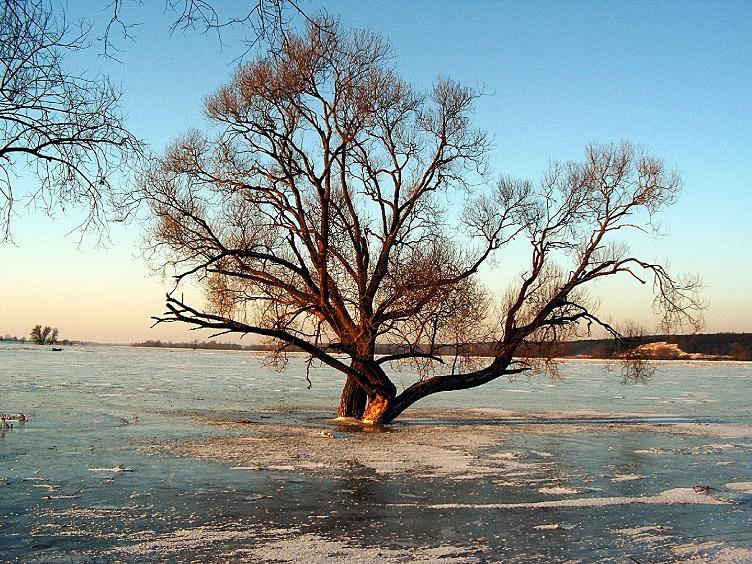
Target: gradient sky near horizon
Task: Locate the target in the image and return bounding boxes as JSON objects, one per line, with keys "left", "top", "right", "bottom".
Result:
{"left": 1, "top": 0, "right": 750, "bottom": 343}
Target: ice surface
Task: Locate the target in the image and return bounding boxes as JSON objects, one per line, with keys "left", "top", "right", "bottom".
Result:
{"left": 1, "top": 344, "right": 750, "bottom": 561}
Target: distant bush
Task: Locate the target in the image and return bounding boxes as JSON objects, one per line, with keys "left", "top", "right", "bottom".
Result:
{"left": 30, "top": 325, "right": 58, "bottom": 345}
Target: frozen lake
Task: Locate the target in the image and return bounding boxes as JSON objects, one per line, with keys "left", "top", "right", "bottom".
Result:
{"left": 1, "top": 344, "right": 751, "bottom": 561}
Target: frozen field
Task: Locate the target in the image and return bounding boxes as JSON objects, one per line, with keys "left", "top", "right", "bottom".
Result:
{"left": 1, "top": 344, "right": 751, "bottom": 561}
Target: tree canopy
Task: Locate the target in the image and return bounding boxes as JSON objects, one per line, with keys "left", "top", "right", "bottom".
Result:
{"left": 138, "top": 18, "right": 702, "bottom": 424}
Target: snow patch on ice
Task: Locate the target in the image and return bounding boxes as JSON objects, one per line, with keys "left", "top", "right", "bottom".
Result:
{"left": 611, "top": 474, "right": 645, "bottom": 482}
{"left": 670, "top": 541, "right": 752, "bottom": 562}
{"left": 723, "top": 481, "right": 752, "bottom": 493}
{"left": 538, "top": 486, "right": 580, "bottom": 495}
{"left": 394, "top": 487, "right": 727, "bottom": 510}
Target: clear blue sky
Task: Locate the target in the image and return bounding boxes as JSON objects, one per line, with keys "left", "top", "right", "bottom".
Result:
{"left": 1, "top": 0, "right": 750, "bottom": 342}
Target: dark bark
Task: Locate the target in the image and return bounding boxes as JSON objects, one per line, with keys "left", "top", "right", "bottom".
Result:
{"left": 361, "top": 358, "right": 520, "bottom": 425}
{"left": 337, "top": 375, "right": 367, "bottom": 418}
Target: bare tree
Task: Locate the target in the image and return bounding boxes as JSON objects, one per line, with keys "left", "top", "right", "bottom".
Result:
{"left": 137, "top": 19, "right": 702, "bottom": 425}
{"left": 0, "top": 0, "right": 140, "bottom": 241}
{"left": 103, "top": 0, "right": 308, "bottom": 59}
{"left": 30, "top": 324, "right": 58, "bottom": 344}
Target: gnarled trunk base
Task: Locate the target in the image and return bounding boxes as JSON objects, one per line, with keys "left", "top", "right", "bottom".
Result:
{"left": 337, "top": 375, "right": 367, "bottom": 419}
{"left": 361, "top": 395, "right": 395, "bottom": 425}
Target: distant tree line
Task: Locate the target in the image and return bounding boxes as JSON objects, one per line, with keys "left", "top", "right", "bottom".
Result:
{"left": 132, "top": 340, "right": 276, "bottom": 351}
{"left": 371, "top": 334, "right": 752, "bottom": 361}
{"left": 449, "top": 334, "right": 752, "bottom": 361}
{"left": 556, "top": 333, "right": 752, "bottom": 361}
{"left": 1, "top": 335, "right": 25, "bottom": 342}
{"left": 131, "top": 333, "right": 752, "bottom": 361}
{"left": 1, "top": 328, "right": 73, "bottom": 346}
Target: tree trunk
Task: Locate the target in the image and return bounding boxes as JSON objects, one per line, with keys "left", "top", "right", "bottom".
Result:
{"left": 337, "top": 375, "right": 367, "bottom": 419}
{"left": 361, "top": 394, "right": 395, "bottom": 425}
